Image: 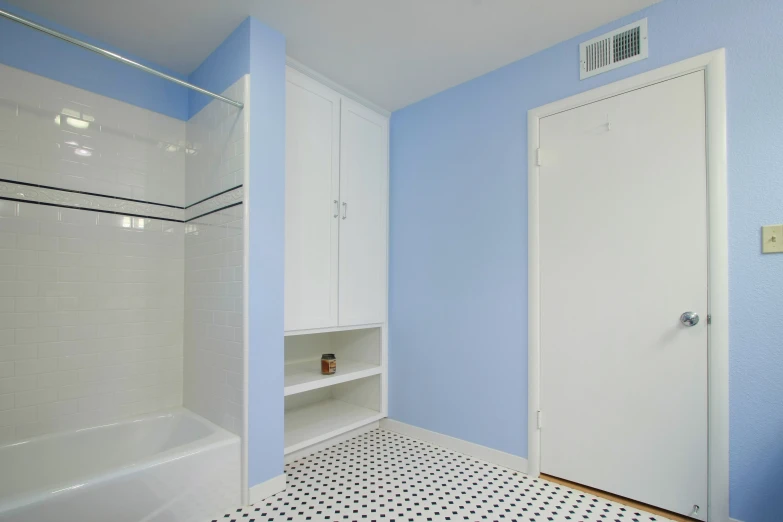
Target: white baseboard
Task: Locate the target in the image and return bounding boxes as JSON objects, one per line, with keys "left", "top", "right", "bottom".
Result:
{"left": 730, "top": 518, "right": 744, "bottom": 522}
{"left": 379, "top": 419, "right": 528, "bottom": 473}
{"left": 248, "top": 474, "right": 286, "bottom": 504}
{"left": 284, "top": 421, "right": 380, "bottom": 464}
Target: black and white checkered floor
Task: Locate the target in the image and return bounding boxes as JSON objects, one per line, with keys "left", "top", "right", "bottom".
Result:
{"left": 213, "top": 429, "right": 672, "bottom": 522}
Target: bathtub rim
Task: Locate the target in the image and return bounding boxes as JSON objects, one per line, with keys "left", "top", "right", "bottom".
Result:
{"left": 0, "top": 407, "right": 240, "bottom": 516}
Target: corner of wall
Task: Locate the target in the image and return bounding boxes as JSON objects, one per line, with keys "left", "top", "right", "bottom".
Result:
{"left": 186, "top": 18, "right": 252, "bottom": 119}
{"left": 248, "top": 473, "right": 286, "bottom": 505}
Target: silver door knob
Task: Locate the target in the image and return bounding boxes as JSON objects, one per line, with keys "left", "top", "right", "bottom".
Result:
{"left": 680, "top": 311, "right": 699, "bottom": 327}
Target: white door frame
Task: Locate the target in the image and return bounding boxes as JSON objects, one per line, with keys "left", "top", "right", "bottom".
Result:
{"left": 527, "top": 49, "right": 728, "bottom": 521}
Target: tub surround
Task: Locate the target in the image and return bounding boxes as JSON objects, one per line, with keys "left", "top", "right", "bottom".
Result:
{"left": 0, "top": 200, "right": 184, "bottom": 442}
{"left": 182, "top": 76, "right": 247, "bottom": 436}
{"left": 185, "top": 78, "right": 246, "bottom": 206}
{"left": 0, "top": 62, "right": 188, "bottom": 440}
{"left": 0, "top": 53, "right": 253, "bottom": 450}
{"left": 183, "top": 202, "right": 245, "bottom": 435}
{"left": 0, "top": 3, "right": 290, "bottom": 510}
{"left": 0, "top": 63, "right": 185, "bottom": 206}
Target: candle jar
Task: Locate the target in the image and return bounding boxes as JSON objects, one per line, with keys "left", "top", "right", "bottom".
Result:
{"left": 321, "top": 354, "right": 336, "bottom": 375}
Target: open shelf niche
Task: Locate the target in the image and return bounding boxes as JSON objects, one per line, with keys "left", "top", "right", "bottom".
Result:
{"left": 284, "top": 327, "right": 382, "bottom": 395}
{"left": 284, "top": 327, "right": 384, "bottom": 454}
{"left": 284, "top": 374, "right": 382, "bottom": 454}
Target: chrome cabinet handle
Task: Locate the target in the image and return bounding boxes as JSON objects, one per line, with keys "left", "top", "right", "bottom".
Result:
{"left": 680, "top": 311, "right": 699, "bottom": 327}
{"left": 333, "top": 200, "right": 339, "bottom": 218}
{"left": 342, "top": 202, "right": 347, "bottom": 220}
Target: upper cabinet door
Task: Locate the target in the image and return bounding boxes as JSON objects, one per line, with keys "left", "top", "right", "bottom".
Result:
{"left": 338, "top": 99, "right": 389, "bottom": 326}
{"left": 285, "top": 69, "right": 341, "bottom": 331}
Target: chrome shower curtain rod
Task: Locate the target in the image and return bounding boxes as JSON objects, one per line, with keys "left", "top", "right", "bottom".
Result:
{"left": 0, "top": 8, "right": 245, "bottom": 109}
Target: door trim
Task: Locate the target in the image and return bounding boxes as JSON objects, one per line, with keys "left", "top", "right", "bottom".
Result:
{"left": 527, "top": 49, "right": 728, "bottom": 521}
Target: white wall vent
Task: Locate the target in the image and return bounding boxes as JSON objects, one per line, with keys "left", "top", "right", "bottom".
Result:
{"left": 579, "top": 19, "right": 648, "bottom": 80}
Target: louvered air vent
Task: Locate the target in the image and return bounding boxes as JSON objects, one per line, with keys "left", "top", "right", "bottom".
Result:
{"left": 580, "top": 19, "right": 648, "bottom": 80}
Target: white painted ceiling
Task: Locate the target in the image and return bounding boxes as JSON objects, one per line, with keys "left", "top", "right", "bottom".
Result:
{"left": 7, "top": 0, "right": 659, "bottom": 111}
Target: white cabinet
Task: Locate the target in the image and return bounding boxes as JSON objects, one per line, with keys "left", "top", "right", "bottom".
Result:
{"left": 338, "top": 100, "right": 388, "bottom": 326}
{"left": 284, "top": 68, "right": 388, "bottom": 333}
{"left": 284, "top": 70, "right": 341, "bottom": 331}
{"left": 284, "top": 67, "right": 388, "bottom": 456}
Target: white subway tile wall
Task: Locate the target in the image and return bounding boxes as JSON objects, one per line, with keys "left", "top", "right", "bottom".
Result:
{"left": 0, "top": 63, "right": 186, "bottom": 206}
{"left": 183, "top": 76, "right": 247, "bottom": 435}
{"left": 185, "top": 78, "right": 246, "bottom": 206}
{"left": 0, "top": 201, "right": 184, "bottom": 442}
{"left": 184, "top": 205, "right": 243, "bottom": 435}
{"left": 0, "top": 65, "right": 248, "bottom": 442}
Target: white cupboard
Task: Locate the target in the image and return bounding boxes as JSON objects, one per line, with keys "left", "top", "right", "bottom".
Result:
{"left": 284, "top": 68, "right": 388, "bottom": 333}
{"left": 284, "top": 70, "right": 341, "bottom": 331}
{"left": 337, "top": 99, "right": 389, "bottom": 326}
{"left": 283, "top": 65, "right": 388, "bottom": 456}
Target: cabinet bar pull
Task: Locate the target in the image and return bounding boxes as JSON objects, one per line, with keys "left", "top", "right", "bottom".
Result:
{"left": 342, "top": 202, "right": 347, "bottom": 220}
{"left": 333, "top": 199, "right": 339, "bottom": 218}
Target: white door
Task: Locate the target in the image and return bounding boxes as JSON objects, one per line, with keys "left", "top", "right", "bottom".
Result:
{"left": 338, "top": 99, "right": 388, "bottom": 326}
{"left": 284, "top": 70, "right": 341, "bottom": 331}
{"left": 539, "top": 71, "right": 708, "bottom": 519}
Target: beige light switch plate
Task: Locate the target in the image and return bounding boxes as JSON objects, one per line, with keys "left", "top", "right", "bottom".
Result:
{"left": 762, "top": 225, "right": 783, "bottom": 253}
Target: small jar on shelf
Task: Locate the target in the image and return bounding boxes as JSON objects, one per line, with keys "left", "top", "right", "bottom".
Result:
{"left": 321, "top": 354, "right": 336, "bottom": 375}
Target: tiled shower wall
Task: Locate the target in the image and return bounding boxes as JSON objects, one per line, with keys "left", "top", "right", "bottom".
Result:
{"left": 0, "top": 65, "right": 187, "bottom": 442}
{"left": 0, "top": 64, "right": 186, "bottom": 206}
{"left": 185, "top": 78, "right": 246, "bottom": 205}
{"left": 184, "top": 77, "right": 247, "bottom": 435}
{"left": 184, "top": 205, "right": 243, "bottom": 434}
{"left": 0, "top": 203, "right": 184, "bottom": 442}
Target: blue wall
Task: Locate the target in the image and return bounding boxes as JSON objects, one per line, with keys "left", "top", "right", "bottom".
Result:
{"left": 0, "top": 1, "right": 189, "bottom": 119}
{"left": 187, "top": 18, "right": 251, "bottom": 118}
{"left": 388, "top": 1, "right": 783, "bottom": 521}
{"left": 246, "top": 17, "right": 286, "bottom": 490}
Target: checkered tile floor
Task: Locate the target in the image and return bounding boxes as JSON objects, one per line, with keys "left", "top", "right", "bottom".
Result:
{"left": 213, "top": 429, "right": 672, "bottom": 522}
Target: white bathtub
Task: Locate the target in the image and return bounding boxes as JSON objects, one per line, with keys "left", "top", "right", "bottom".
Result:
{"left": 0, "top": 408, "right": 240, "bottom": 522}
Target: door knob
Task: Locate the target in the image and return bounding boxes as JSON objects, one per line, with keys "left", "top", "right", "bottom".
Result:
{"left": 680, "top": 311, "right": 699, "bottom": 327}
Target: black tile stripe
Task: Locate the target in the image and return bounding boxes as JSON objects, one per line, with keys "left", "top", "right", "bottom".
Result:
{"left": 185, "top": 184, "right": 243, "bottom": 209}
{"left": 0, "top": 177, "right": 184, "bottom": 209}
{"left": 0, "top": 177, "right": 244, "bottom": 212}
{"left": 0, "top": 195, "right": 183, "bottom": 223}
{"left": 0, "top": 180, "right": 244, "bottom": 223}
{"left": 0, "top": 196, "right": 243, "bottom": 223}
{"left": 185, "top": 201, "right": 243, "bottom": 223}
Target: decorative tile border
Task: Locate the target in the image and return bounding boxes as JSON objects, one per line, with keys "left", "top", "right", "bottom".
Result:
{"left": 184, "top": 186, "right": 243, "bottom": 222}
{"left": 0, "top": 179, "right": 185, "bottom": 221}
{"left": 0, "top": 179, "right": 244, "bottom": 223}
